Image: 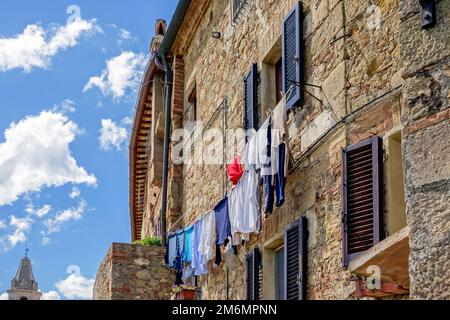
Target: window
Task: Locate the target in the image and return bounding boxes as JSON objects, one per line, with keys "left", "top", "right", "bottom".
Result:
{"left": 231, "top": 0, "right": 247, "bottom": 22}
{"left": 341, "top": 136, "right": 384, "bottom": 268}
{"left": 243, "top": 64, "right": 260, "bottom": 131}
{"left": 260, "top": 37, "right": 282, "bottom": 117}
{"left": 284, "top": 217, "right": 308, "bottom": 300}
{"left": 275, "top": 246, "right": 285, "bottom": 300}
{"left": 275, "top": 58, "right": 283, "bottom": 104}
{"left": 385, "top": 131, "right": 407, "bottom": 235}
{"left": 282, "top": 2, "right": 303, "bottom": 110}
{"left": 185, "top": 87, "right": 197, "bottom": 132}
{"left": 246, "top": 247, "right": 262, "bottom": 300}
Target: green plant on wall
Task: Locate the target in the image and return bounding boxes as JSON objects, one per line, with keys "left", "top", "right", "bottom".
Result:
{"left": 133, "top": 237, "right": 162, "bottom": 246}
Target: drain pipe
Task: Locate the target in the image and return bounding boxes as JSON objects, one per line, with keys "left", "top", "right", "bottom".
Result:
{"left": 160, "top": 53, "right": 173, "bottom": 247}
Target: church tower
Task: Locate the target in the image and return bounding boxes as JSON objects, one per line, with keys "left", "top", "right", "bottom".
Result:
{"left": 6, "top": 251, "right": 42, "bottom": 300}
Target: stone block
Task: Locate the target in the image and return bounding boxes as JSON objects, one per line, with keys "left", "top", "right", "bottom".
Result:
{"left": 93, "top": 243, "right": 172, "bottom": 300}
{"left": 300, "top": 110, "right": 337, "bottom": 152}
{"left": 322, "top": 61, "right": 346, "bottom": 102}
{"left": 403, "top": 120, "right": 450, "bottom": 188}
{"left": 400, "top": 0, "right": 450, "bottom": 77}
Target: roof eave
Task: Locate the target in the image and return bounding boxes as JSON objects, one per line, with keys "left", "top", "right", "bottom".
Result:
{"left": 129, "top": 56, "right": 157, "bottom": 241}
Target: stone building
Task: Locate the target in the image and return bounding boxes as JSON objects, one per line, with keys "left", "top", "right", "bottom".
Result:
{"left": 113, "top": 0, "right": 449, "bottom": 300}
{"left": 7, "top": 254, "right": 42, "bottom": 300}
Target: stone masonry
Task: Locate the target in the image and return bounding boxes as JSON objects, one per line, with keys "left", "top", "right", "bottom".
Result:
{"left": 128, "top": 0, "right": 450, "bottom": 300}
{"left": 93, "top": 243, "right": 172, "bottom": 300}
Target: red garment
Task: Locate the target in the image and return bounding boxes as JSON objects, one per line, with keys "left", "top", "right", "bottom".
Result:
{"left": 227, "top": 157, "right": 243, "bottom": 185}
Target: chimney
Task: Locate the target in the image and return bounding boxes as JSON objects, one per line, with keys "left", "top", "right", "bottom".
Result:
{"left": 150, "top": 19, "right": 167, "bottom": 53}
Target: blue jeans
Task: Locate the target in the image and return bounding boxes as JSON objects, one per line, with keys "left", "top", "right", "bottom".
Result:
{"left": 263, "top": 142, "right": 286, "bottom": 213}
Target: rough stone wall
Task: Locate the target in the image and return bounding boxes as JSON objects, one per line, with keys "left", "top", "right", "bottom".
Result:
{"left": 135, "top": 0, "right": 449, "bottom": 300}
{"left": 168, "top": 0, "right": 413, "bottom": 300}
{"left": 398, "top": 0, "right": 450, "bottom": 300}
{"left": 93, "top": 243, "right": 172, "bottom": 300}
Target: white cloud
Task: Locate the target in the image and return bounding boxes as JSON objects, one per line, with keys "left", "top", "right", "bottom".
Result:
{"left": 118, "top": 29, "right": 131, "bottom": 40}
{"left": 99, "top": 119, "right": 128, "bottom": 151}
{"left": 40, "top": 290, "right": 60, "bottom": 300}
{"left": 52, "top": 99, "right": 76, "bottom": 114}
{"left": 44, "top": 199, "right": 87, "bottom": 235}
{"left": 117, "top": 29, "right": 136, "bottom": 45}
{"left": 0, "top": 292, "right": 8, "bottom": 300}
{"left": 0, "top": 220, "right": 6, "bottom": 229}
{"left": 0, "top": 19, "right": 100, "bottom": 73}
{"left": 0, "top": 110, "right": 97, "bottom": 206}
{"left": 69, "top": 186, "right": 81, "bottom": 199}
{"left": 83, "top": 51, "right": 148, "bottom": 100}
{"left": 55, "top": 273, "right": 94, "bottom": 300}
{"left": 4, "top": 215, "right": 33, "bottom": 249}
{"left": 25, "top": 204, "right": 51, "bottom": 218}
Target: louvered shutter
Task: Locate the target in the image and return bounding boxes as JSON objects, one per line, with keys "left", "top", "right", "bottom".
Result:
{"left": 282, "top": 1, "right": 303, "bottom": 110}
{"left": 341, "top": 136, "right": 384, "bottom": 268}
{"left": 284, "top": 217, "right": 307, "bottom": 300}
{"left": 246, "top": 247, "right": 261, "bottom": 300}
{"left": 243, "top": 63, "right": 259, "bottom": 131}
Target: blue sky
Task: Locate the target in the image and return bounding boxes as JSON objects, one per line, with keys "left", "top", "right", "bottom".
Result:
{"left": 0, "top": 0, "right": 177, "bottom": 300}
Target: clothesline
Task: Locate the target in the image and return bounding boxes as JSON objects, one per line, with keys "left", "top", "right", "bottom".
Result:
{"left": 168, "top": 94, "right": 288, "bottom": 237}
{"left": 166, "top": 93, "right": 289, "bottom": 281}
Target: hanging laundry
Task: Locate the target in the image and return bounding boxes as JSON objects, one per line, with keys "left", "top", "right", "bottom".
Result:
{"left": 275, "top": 142, "right": 287, "bottom": 207}
{"left": 192, "top": 219, "right": 208, "bottom": 276}
{"left": 214, "top": 197, "right": 231, "bottom": 265}
{"left": 270, "top": 96, "right": 289, "bottom": 208}
{"left": 214, "top": 197, "right": 231, "bottom": 245}
{"left": 175, "top": 229, "right": 185, "bottom": 271}
{"left": 198, "top": 211, "right": 215, "bottom": 262}
{"left": 271, "top": 95, "right": 289, "bottom": 177}
{"left": 243, "top": 131, "right": 258, "bottom": 169}
{"left": 256, "top": 117, "right": 272, "bottom": 175}
{"left": 228, "top": 168, "right": 260, "bottom": 245}
{"left": 167, "top": 233, "right": 177, "bottom": 268}
{"left": 227, "top": 156, "right": 244, "bottom": 185}
{"left": 182, "top": 225, "right": 194, "bottom": 263}
{"left": 256, "top": 117, "right": 275, "bottom": 213}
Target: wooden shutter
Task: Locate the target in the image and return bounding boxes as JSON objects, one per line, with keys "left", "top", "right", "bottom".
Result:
{"left": 282, "top": 1, "right": 303, "bottom": 110}
{"left": 342, "top": 136, "right": 384, "bottom": 268}
{"left": 284, "top": 217, "right": 307, "bottom": 300}
{"left": 243, "top": 63, "right": 259, "bottom": 131}
{"left": 246, "top": 247, "right": 261, "bottom": 300}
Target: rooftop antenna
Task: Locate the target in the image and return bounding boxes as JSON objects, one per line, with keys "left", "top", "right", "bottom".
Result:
{"left": 25, "top": 243, "right": 29, "bottom": 257}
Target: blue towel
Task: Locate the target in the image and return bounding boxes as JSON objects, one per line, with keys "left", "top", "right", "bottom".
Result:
{"left": 214, "top": 197, "right": 231, "bottom": 245}
{"left": 182, "top": 225, "right": 194, "bottom": 263}
{"left": 167, "top": 234, "right": 177, "bottom": 268}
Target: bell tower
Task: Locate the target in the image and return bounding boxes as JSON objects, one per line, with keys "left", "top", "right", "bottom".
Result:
{"left": 6, "top": 249, "right": 42, "bottom": 300}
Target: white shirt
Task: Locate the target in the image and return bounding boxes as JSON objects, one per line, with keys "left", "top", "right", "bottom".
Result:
{"left": 256, "top": 118, "right": 271, "bottom": 175}
{"left": 198, "top": 211, "right": 215, "bottom": 261}
{"left": 228, "top": 168, "right": 260, "bottom": 245}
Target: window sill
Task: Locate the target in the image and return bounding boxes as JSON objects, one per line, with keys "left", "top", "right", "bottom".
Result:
{"left": 349, "top": 226, "right": 410, "bottom": 291}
